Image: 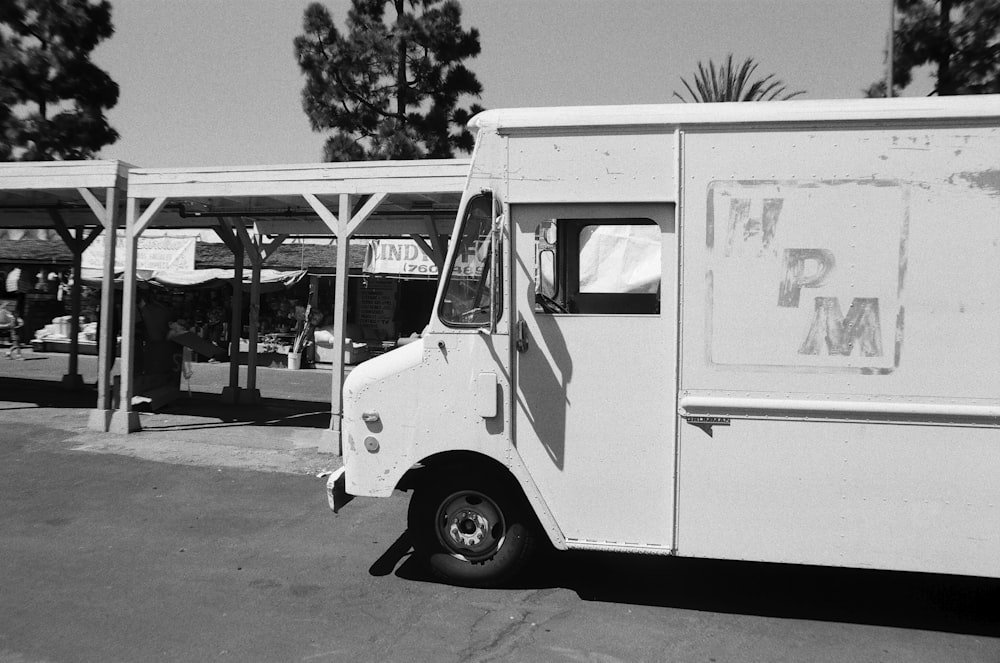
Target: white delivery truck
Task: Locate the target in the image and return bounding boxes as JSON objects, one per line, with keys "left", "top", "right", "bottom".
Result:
{"left": 332, "top": 95, "right": 1000, "bottom": 587}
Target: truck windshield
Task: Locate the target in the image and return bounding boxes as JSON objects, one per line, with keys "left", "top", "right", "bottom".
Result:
{"left": 439, "top": 193, "right": 500, "bottom": 327}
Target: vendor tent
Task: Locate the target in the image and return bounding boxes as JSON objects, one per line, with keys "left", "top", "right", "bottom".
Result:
{"left": 81, "top": 267, "right": 308, "bottom": 291}
{"left": 0, "top": 160, "right": 130, "bottom": 414}
{"left": 114, "top": 159, "right": 469, "bottom": 453}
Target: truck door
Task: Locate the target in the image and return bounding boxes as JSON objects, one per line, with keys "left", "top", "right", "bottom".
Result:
{"left": 511, "top": 203, "right": 676, "bottom": 550}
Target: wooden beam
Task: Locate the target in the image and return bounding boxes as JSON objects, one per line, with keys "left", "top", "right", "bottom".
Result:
{"left": 48, "top": 209, "right": 77, "bottom": 250}
{"left": 80, "top": 225, "right": 103, "bottom": 252}
{"left": 408, "top": 234, "right": 439, "bottom": 269}
{"left": 232, "top": 219, "right": 262, "bottom": 268}
{"left": 424, "top": 215, "right": 447, "bottom": 270}
{"left": 213, "top": 218, "right": 242, "bottom": 254}
{"left": 303, "top": 193, "right": 339, "bottom": 235}
{"left": 260, "top": 234, "right": 288, "bottom": 262}
{"left": 77, "top": 187, "right": 108, "bottom": 225}
{"left": 345, "top": 191, "right": 388, "bottom": 237}
{"left": 133, "top": 196, "right": 167, "bottom": 236}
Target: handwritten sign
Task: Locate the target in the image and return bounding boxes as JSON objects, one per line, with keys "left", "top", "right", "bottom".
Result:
{"left": 83, "top": 234, "right": 196, "bottom": 272}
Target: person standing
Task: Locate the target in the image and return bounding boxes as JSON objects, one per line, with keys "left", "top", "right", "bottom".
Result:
{"left": 0, "top": 302, "right": 24, "bottom": 359}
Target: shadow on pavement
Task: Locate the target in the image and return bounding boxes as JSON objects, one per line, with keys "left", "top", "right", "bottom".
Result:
{"left": 0, "top": 377, "right": 331, "bottom": 433}
{"left": 0, "top": 377, "right": 98, "bottom": 409}
{"left": 524, "top": 550, "right": 1000, "bottom": 637}
{"left": 374, "top": 524, "right": 1000, "bottom": 637}
{"left": 0, "top": 350, "right": 334, "bottom": 433}
{"left": 140, "top": 391, "right": 331, "bottom": 430}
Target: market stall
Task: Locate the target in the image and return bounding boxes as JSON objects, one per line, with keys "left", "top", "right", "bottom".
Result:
{"left": 0, "top": 160, "right": 129, "bottom": 424}
{"left": 113, "top": 159, "right": 468, "bottom": 453}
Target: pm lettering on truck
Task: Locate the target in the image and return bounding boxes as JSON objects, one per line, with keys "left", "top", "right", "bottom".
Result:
{"left": 706, "top": 180, "right": 906, "bottom": 372}
{"left": 779, "top": 251, "right": 884, "bottom": 357}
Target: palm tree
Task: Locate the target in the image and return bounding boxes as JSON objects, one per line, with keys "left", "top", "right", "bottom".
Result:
{"left": 673, "top": 54, "right": 804, "bottom": 102}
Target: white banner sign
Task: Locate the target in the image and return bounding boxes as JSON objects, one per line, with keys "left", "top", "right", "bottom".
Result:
{"left": 363, "top": 239, "right": 439, "bottom": 277}
{"left": 83, "top": 234, "right": 197, "bottom": 272}
{"left": 363, "top": 239, "right": 483, "bottom": 278}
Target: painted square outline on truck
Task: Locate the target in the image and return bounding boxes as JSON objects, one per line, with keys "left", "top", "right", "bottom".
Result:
{"left": 704, "top": 179, "right": 908, "bottom": 375}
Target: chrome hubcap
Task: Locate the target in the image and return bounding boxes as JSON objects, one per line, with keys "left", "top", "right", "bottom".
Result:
{"left": 437, "top": 491, "right": 505, "bottom": 561}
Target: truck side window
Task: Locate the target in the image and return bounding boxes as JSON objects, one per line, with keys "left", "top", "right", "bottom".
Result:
{"left": 439, "top": 193, "right": 502, "bottom": 327}
{"left": 535, "top": 219, "right": 660, "bottom": 315}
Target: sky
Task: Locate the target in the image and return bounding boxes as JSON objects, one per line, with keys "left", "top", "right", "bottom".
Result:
{"left": 91, "top": 0, "right": 920, "bottom": 168}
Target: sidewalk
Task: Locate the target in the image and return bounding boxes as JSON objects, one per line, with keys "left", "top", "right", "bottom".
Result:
{"left": 0, "top": 348, "right": 344, "bottom": 475}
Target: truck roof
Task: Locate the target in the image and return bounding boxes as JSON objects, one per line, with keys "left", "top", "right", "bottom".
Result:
{"left": 470, "top": 95, "right": 1000, "bottom": 134}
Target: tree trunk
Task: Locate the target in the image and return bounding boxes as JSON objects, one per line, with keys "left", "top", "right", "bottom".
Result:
{"left": 937, "top": 0, "right": 953, "bottom": 94}
{"left": 395, "top": 0, "right": 407, "bottom": 119}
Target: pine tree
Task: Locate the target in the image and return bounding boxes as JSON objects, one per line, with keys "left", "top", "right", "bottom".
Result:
{"left": 868, "top": 0, "right": 1000, "bottom": 97}
{"left": 0, "top": 0, "right": 120, "bottom": 161}
{"left": 294, "top": 0, "right": 484, "bottom": 161}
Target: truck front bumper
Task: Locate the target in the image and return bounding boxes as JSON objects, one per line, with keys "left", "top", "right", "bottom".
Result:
{"left": 325, "top": 467, "right": 354, "bottom": 513}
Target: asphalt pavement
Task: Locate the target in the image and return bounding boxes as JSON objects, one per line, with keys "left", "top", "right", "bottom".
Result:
{"left": 3, "top": 348, "right": 1000, "bottom": 663}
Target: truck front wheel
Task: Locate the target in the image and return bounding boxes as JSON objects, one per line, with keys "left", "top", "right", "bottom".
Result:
{"left": 407, "top": 474, "right": 536, "bottom": 587}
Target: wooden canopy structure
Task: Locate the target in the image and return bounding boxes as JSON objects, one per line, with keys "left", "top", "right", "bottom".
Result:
{"left": 113, "top": 160, "right": 469, "bottom": 452}
{"left": 0, "top": 160, "right": 129, "bottom": 410}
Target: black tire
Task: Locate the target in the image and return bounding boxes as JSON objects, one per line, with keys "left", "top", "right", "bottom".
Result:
{"left": 407, "top": 471, "right": 537, "bottom": 588}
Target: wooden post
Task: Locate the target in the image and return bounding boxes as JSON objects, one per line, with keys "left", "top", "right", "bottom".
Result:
{"left": 87, "top": 186, "right": 117, "bottom": 431}
{"left": 110, "top": 198, "right": 141, "bottom": 433}
{"left": 216, "top": 219, "right": 244, "bottom": 404}
{"left": 328, "top": 194, "right": 354, "bottom": 454}
{"left": 110, "top": 196, "right": 165, "bottom": 434}
{"left": 246, "top": 257, "right": 261, "bottom": 400}
{"left": 230, "top": 221, "right": 281, "bottom": 404}
{"left": 65, "top": 230, "right": 83, "bottom": 386}
{"left": 48, "top": 208, "right": 88, "bottom": 391}
{"left": 231, "top": 245, "right": 244, "bottom": 395}
{"left": 303, "top": 191, "right": 386, "bottom": 455}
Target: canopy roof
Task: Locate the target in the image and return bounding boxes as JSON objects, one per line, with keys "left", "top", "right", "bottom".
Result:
{"left": 127, "top": 159, "right": 469, "bottom": 238}
{"left": 0, "top": 159, "right": 469, "bottom": 238}
{"left": 0, "top": 160, "right": 130, "bottom": 229}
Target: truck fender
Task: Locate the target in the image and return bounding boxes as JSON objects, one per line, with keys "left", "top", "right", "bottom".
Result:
{"left": 404, "top": 449, "right": 569, "bottom": 551}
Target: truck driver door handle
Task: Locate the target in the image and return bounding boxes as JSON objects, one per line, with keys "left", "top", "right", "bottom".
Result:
{"left": 516, "top": 318, "right": 529, "bottom": 353}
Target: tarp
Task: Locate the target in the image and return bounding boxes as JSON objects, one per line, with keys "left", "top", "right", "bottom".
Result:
{"left": 80, "top": 268, "right": 307, "bottom": 293}
{"left": 579, "top": 225, "right": 661, "bottom": 294}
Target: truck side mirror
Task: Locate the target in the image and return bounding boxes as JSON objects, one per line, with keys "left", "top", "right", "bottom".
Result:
{"left": 535, "top": 220, "right": 560, "bottom": 312}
